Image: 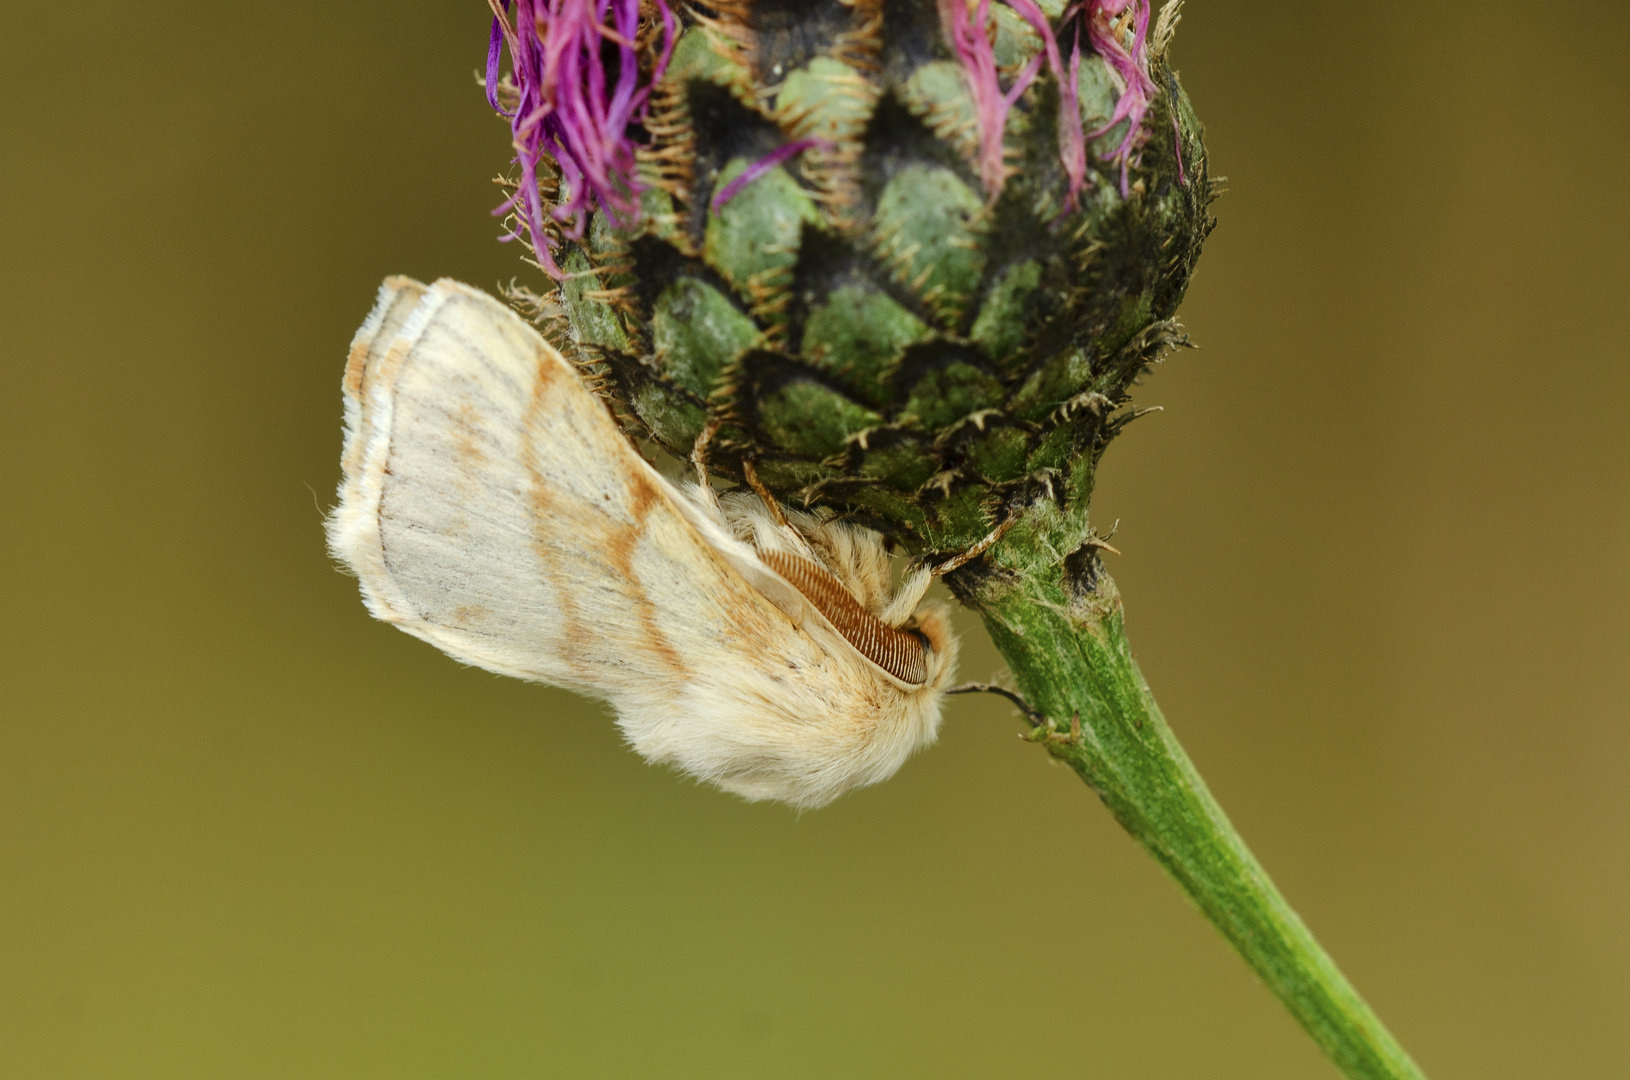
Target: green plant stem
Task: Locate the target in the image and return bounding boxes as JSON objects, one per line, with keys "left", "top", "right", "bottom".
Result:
{"left": 953, "top": 542, "right": 1428, "bottom": 1080}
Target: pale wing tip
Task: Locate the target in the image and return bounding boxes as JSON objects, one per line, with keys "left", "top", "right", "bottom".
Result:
{"left": 422, "top": 278, "right": 558, "bottom": 348}
{"left": 347, "top": 276, "right": 429, "bottom": 379}
{"left": 331, "top": 274, "right": 440, "bottom": 621}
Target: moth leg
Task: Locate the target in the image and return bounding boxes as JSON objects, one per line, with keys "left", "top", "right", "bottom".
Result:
{"left": 878, "top": 563, "right": 933, "bottom": 627}
{"left": 735, "top": 459, "right": 829, "bottom": 569}
{"left": 739, "top": 457, "right": 790, "bottom": 529}
{"left": 688, "top": 418, "right": 724, "bottom": 514}
{"left": 931, "top": 512, "right": 1016, "bottom": 575}
{"left": 947, "top": 682, "right": 1047, "bottom": 728}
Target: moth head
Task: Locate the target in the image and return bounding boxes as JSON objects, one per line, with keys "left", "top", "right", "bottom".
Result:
{"left": 899, "top": 599, "right": 957, "bottom": 696}
{"left": 707, "top": 491, "right": 955, "bottom": 693}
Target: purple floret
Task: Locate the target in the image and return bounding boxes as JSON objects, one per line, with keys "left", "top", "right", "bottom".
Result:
{"left": 484, "top": 0, "right": 1164, "bottom": 278}
{"left": 1081, "top": 0, "right": 1157, "bottom": 196}
{"left": 1002, "top": 0, "right": 1088, "bottom": 210}
{"left": 941, "top": 0, "right": 1162, "bottom": 206}
{"left": 711, "top": 139, "right": 835, "bottom": 213}
{"left": 487, "top": 0, "right": 676, "bottom": 278}
{"left": 940, "top": 0, "right": 1088, "bottom": 211}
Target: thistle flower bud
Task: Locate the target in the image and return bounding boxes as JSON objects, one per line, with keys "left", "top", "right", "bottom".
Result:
{"left": 487, "top": 0, "right": 1212, "bottom": 559}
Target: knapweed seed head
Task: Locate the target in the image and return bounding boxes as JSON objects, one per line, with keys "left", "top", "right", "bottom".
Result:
{"left": 486, "top": 0, "right": 1214, "bottom": 560}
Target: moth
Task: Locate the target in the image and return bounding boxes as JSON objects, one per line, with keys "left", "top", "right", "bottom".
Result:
{"left": 327, "top": 278, "right": 958, "bottom": 809}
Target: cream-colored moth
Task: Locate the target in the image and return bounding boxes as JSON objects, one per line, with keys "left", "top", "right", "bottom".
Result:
{"left": 327, "top": 278, "right": 957, "bottom": 809}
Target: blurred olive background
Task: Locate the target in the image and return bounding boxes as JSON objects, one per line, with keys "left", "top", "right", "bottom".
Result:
{"left": 3, "top": 2, "right": 1627, "bottom": 1077}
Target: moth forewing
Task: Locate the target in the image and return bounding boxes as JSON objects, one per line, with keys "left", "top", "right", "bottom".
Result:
{"left": 329, "top": 277, "right": 958, "bottom": 808}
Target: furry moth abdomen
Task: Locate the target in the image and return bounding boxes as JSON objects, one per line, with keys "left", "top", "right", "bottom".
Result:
{"left": 327, "top": 278, "right": 957, "bottom": 809}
